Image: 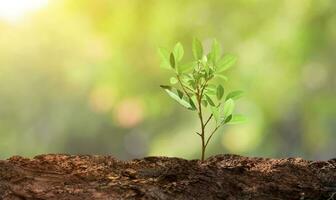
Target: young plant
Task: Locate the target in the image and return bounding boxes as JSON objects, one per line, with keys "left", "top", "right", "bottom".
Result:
{"left": 158, "top": 38, "right": 246, "bottom": 161}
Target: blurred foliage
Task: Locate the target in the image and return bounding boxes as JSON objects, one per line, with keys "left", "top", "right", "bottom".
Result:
{"left": 0, "top": 0, "right": 335, "bottom": 160}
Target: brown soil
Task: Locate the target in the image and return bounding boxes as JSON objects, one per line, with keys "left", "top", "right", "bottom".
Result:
{"left": 0, "top": 154, "right": 335, "bottom": 200}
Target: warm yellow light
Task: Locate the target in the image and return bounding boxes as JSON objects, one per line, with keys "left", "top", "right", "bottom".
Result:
{"left": 0, "top": 0, "right": 48, "bottom": 22}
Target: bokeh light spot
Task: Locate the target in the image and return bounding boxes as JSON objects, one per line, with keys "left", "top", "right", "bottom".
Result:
{"left": 115, "top": 98, "right": 144, "bottom": 128}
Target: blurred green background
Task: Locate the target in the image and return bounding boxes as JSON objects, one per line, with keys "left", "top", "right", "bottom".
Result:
{"left": 0, "top": 0, "right": 335, "bottom": 160}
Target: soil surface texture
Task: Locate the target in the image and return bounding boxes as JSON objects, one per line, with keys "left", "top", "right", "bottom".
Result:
{"left": 0, "top": 154, "right": 335, "bottom": 200}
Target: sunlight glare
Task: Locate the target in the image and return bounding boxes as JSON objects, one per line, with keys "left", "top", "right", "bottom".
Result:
{"left": 0, "top": 0, "right": 48, "bottom": 22}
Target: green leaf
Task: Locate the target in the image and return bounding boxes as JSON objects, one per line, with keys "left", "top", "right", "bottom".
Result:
{"left": 205, "top": 84, "right": 217, "bottom": 95}
{"left": 179, "top": 61, "right": 195, "bottom": 74}
{"left": 160, "top": 85, "right": 192, "bottom": 109}
{"left": 201, "top": 100, "right": 208, "bottom": 107}
{"left": 224, "top": 114, "right": 233, "bottom": 123}
{"left": 158, "top": 47, "right": 171, "bottom": 69}
{"left": 170, "top": 77, "right": 178, "bottom": 84}
{"left": 211, "top": 106, "right": 219, "bottom": 122}
{"left": 226, "top": 90, "right": 244, "bottom": 100}
{"left": 222, "top": 98, "right": 235, "bottom": 117}
{"left": 205, "top": 94, "right": 215, "bottom": 106}
{"left": 170, "top": 53, "right": 175, "bottom": 69}
{"left": 177, "top": 89, "right": 183, "bottom": 98}
{"left": 226, "top": 114, "right": 247, "bottom": 124}
{"left": 214, "top": 74, "right": 228, "bottom": 82}
{"left": 181, "top": 74, "right": 193, "bottom": 85}
{"left": 216, "top": 54, "right": 237, "bottom": 72}
{"left": 188, "top": 97, "right": 197, "bottom": 111}
{"left": 192, "top": 37, "right": 203, "bottom": 60}
{"left": 205, "top": 88, "right": 216, "bottom": 95}
{"left": 173, "top": 42, "right": 184, "bottom": 62}
{"left": 216, "top": 85, "right": 224, "bottom": 100}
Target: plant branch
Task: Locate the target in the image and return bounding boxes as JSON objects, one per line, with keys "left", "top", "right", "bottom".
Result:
{"left": 204, "top": 114, "right": 213, "bottom": 127}
{"left": 205, "top": 102, "right": 222, "bottom": 128}
{"left": 184, "top": 85, "right": 195, "bottom": 93}
{"left": 177, "top": 75, "right": 193, "bottom": 100}
{"left": 200, "top": 79, "right": 209, "bottom": 97}
{"left": 204, "top": 125, "right": 221, "bottom": 148}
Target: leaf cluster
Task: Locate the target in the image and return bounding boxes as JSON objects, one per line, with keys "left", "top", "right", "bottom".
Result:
{"left": 159, "top": 38, "right": 246, "bottom": 126}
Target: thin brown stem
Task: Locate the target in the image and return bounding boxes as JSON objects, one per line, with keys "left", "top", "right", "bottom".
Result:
{"left": 205, "top": 102, "right": 222, "bottom": 128}
{"left": 204, "top": 114, "right": 213, "bottom": 127}
{"left": 192, "top": 73, "right": 216, "bottom": 161}
{"left": 195, "top": 87, "right": 206, "bottom": 161}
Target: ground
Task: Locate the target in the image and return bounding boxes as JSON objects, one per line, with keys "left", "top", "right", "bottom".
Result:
{"left": 0, "top": 154, "right": 335, "bottom": 200}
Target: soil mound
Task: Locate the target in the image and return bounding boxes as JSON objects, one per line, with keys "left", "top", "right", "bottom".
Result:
{"left": 0, "top": 154, "right": 335, "bottom": 199}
